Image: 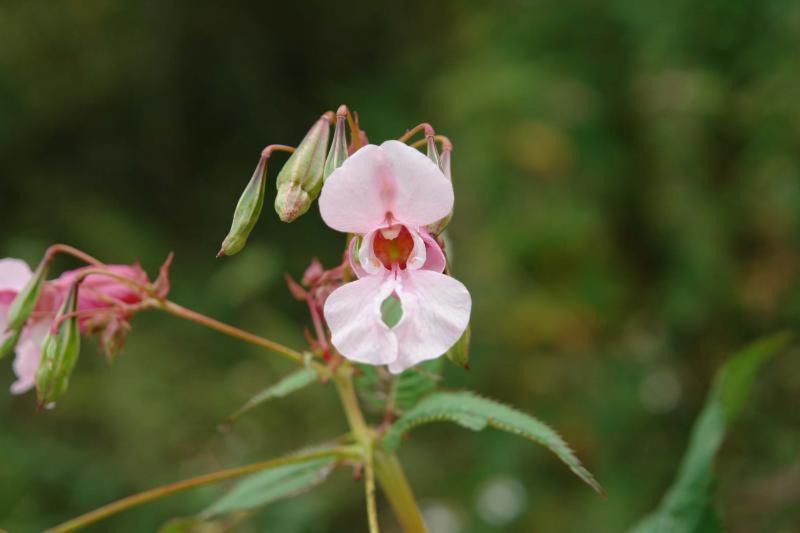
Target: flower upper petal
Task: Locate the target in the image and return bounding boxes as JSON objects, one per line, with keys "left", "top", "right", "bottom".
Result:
{"left": 389, "top": 270, "right": 471, "bottom": 373}
{"left": 379, "top": 141, "right": 454, "bottom": 227}
{"left": 319, "top": 145, "right": 394, "bottom": 234}
{"left": 319, "top": 142, "right": 454, "bottom": 234}
{"left": 0, "top": 258, "right": 32, "bottom": 293}
{"left": 324, "top": 274, "right": 398, "bottom": 365}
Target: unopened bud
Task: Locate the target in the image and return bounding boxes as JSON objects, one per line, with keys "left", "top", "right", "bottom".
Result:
{"left": 275, "top": 114, "right": 331, "bottom": 222}
{"left": 35, "top": 281, "right": 81, "bottom": 407}
{"left": 446, "top": 324, "right": 470, "bottom": 369}
{"left": 323, "top": 107, "right": 349, "bottom": 180}
{"left": 426, "top": 144, "right": 453, "bottom": 235}
{"left": 0, "top": 328, "right": 22, "bottom": 360}
{"left": 218, "top": 152, "right": 269, "bottom": 257}
{"left": 6, "top": 258, "right": 50, "bottom": 331}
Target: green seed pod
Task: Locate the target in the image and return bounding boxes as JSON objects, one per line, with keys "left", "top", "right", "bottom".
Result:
{"left": 6, "top": 258, "right": 50, "bottom": 331}
{"left": 446, "top": 324, "right": 470, "bottom": 369}
{"left": 323, "top": 108, "right": 348, "bottom": 180}
{"left": 35, "top": 281, "right": 81, "bottom": 407}
{"left": 275, "top": 114, "right": 331, "bottom": 222}
{"left": 218, "top": 152, "right": 269, "bottom": 257}
{"left": 0, "top": 328, "right": 22, "bottom": 360}
{"left": 426, "top": 146, "right": 453, "bottom": 235}
{"left": 426, "top": 133, "right": 440, "bottom": 167}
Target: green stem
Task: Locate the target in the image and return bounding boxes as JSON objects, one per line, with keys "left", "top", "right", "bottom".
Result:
{"left": 374, "top": 451, "right": 427, "bottom": 532}
{"left": 158, "top": 300, "right": 328, "bottom": 374}
{"left": 333, "top": 365, "right": 426, "bottom": 532}
{"left": 46, "top": 447, "right": 359, "bottom": 533}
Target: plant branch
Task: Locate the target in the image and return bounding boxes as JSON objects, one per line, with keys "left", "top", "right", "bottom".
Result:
{"left": 157, "top": 300, "right": 327, "bottom": 373}
{"left": 46, "top": 446, "right": 360, "bottom": 533}
{"left": 45, "top": 244, "right": 105, "bottom": 267}
{"left": 398, "top": 123, "right": 435, "bottom": 143}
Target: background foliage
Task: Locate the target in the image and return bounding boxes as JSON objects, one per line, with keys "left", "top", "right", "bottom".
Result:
{"left": 1, "top": 1, "right": 799, "bottom": 531}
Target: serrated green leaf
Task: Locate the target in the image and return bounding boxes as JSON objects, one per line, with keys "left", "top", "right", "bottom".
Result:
{"left": 226, "top": 367, "right": 318, "bottom": 424}
{"left": 630, "top": 332, "right": 792, "bottom": 533}
{"left": 383, "top": 391, "right": 602, "bottom": 494}
{"left": 200, "top": 454, "right": 337, "bottom": 518}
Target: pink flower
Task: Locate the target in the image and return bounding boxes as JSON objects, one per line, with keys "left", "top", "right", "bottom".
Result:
{"left": 1, "top": 259, "right": 151, "bottom": 394}
{"left": 319, "top": 141, "right": 471, "bottom": 373}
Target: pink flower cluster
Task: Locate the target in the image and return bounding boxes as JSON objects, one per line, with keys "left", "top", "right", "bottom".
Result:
{"left": 0, "top": 259, "right": 150, "bottom": 394}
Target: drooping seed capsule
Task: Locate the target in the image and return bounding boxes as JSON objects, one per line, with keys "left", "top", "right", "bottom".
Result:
{"left": 218, "top": 152, "right": 269, "bottom": 257}
{"left": 6, "top": 258, "right": 50, "bottom": 331}
{"left": 446, "top": 324, "right": 470, "bottom": 369}
{"left": 426, "top": 143, "right": 453, "bottom": 235}
{"left": 275, "top": 114, "right": 331, "bottom": 222}
{"left": 35, "top": 281, "right": 81, "bottom": 407}
{"left": 323, "top": 106, "right": 349, "bottom": 180}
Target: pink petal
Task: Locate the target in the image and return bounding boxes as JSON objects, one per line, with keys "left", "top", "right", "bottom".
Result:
{"left": 347, "top": 237, "right": 369, "bottom": 279}
{"left": 0, "top": 258, "right": 32, "bottom": 292}
{"left": 319, "top": 145, "right": 396, "bottom": 234}
{"left": 379, "top": 141, "right": 454, "bottom": 227}
{"left": 324, "top": 274, "right": 398, "bottom": 365}
{"left": 319, "top": 142, "right": 454, "bottom": 234}
{"left": 10, "top": 319, "right": 51, "bottom": 394}
{"left": 357, "top": 230, "right": 387, "bottom": 276}
{"left": 389, "top": 270, "right": 471, "bottom": 374}
{"left": 419, "top": 230, "right": 446, "bottom": 273}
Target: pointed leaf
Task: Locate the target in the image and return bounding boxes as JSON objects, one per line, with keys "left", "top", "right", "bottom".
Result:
{"left": 630, "top": 332, "right": 792, "bottom": 533}
{"left": 226, "top": 367, "right": 318, "bottom": 424}
{"left": 200, "top": 455, "right": 337, "bottom": 518}
{"left": 383, "top": 391, "right": 602, "bottom": 494}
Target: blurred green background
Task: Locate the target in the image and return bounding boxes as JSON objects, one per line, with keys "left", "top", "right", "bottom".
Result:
{"left": 2, "top": 1, "right": 800, "bottom": 531}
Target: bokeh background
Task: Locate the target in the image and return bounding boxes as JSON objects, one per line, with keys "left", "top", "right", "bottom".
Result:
{"left": 2, "top": 1, "right": 800, "bottom": 531}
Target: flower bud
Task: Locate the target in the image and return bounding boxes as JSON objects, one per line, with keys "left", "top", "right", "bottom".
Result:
{"left": 323, "top": 107, "right": 348, "bottom": 180}
{"left": 426, "top": 145, "right": 453, "bottom": 235}
{"left": 218, "top": 152, "right": 269, "bottom": 257}
{"left": 35, "top": 281, "right": 81, "bottom": 407}
{"left": 6, "top": 258, "right": 50, "bottom": 331}
{"left": 446, "top": 324, "right": 470, "bottom": 369}
{"left": 275, "top": 114, "right": 331, "bottom": 222}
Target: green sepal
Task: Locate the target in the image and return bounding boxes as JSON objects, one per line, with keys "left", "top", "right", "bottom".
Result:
{"left": 0, "top": 328, "right": 22, "bottom": 360}
{"left": 6, "top": 258, "right": 50, "bottom": 331}
{"left": 323, "top": 112, "right": 348, "bottom": 180}
{"left": 446, "top": 324, "right": 470, "bottom": 369}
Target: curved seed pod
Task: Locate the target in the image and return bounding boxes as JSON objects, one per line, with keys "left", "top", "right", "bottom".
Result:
{"left": 218, "top": 152, "right": 270, "bottom": 257}
{"left": 35, "top": 281, "right": 81, "bottom": 407}
{"left": 275, "top": 114, "right": 331, "bottom": 222}
{"left": 6, "top": 258, "right": 50, "bottom": 331}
